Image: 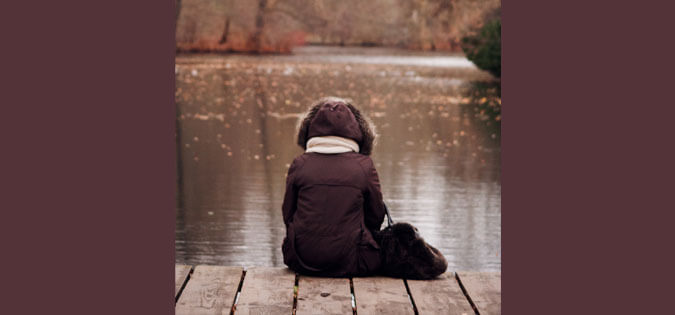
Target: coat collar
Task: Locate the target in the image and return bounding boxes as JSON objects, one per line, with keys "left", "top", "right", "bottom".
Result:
{"left": 305, "top": 136, "right": 360, "bottom": 154}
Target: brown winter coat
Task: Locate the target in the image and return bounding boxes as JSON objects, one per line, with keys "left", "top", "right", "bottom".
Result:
{"left": 281, "top": 152, "right": 386, "bottom": 277}
{"left": 281, "top": 101, "right": 385, "bottom": 277}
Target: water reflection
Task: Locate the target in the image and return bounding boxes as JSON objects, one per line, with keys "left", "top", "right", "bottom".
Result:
{"left": 175, "top": 46, "right": 501, "bottom": 271}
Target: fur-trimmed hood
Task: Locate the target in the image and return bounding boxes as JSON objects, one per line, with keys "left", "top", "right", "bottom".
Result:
{"left": 296, "top": 97, "right": 377, "bottom": 155}
{"left": 307, "top": 102, "right": 363, "bottom": 143}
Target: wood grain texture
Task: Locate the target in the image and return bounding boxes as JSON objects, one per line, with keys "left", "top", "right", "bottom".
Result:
{"left": 175, "top": 265, "right": 192, "bottom": 298}
{"left": 235, "top": 267, "right": 295, "bottom": 315}
{"left": 296, "top": 276, "right": 352, "bottom": 315}
{"left": 352, "top": 277, "right": 414, "bottom": 315}
{"left": 407, "top": 272, "right": 474, "bottom": 315}
{"left": 457, "top": 271, "right": 501, "bottom": 315}
{"left": 175, "top": 265, "right": 243, "bottom": 315}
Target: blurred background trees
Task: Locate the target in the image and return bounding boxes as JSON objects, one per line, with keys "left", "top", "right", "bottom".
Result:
{"left": 176, "top": 0, "right": 501, "bottom": 55}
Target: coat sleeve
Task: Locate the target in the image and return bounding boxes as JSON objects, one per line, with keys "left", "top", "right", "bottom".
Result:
{"left": 361, "top": 157, "right": 386, "bottom": 233}
{"left": 282, "top": 157, "right": 302, "bottom": 227}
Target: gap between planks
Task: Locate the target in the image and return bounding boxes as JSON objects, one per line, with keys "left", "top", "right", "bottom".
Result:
{"left": 456, "top": 272, "right": 501, "bottom": 315}
{"left": 175, "top": 266, "right": 243, "bottom": 315}
{"left": 175, "top": 265, "right": 193, "bottom": 303}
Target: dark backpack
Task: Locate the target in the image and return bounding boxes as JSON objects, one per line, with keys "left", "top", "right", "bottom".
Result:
{"left": 372, "top": 204, "right": 448, "bottom": 280}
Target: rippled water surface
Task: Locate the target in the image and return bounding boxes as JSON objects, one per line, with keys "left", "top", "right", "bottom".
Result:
{"left": 175, "top": 46, "right": 501, "bottom": 271}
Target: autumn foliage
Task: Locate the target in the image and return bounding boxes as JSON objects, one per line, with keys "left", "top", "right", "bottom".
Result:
{"left": 176, "top": 0, "right": 501, "bottom": 53}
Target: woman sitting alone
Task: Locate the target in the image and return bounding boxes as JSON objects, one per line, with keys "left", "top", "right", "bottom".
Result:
{"left": 281, "top": 96, "right": 384, "bottom": 277}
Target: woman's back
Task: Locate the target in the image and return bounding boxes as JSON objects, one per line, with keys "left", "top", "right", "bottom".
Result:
{"left": 281, "top": 98, "right": 385, "bottom": 277}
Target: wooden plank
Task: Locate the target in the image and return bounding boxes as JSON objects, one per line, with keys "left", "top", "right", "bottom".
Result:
{"left": 175, "top": 265, "right": 243, "bottom": 315}
{"left": 457, "top": 272, "right": 501, "bottom": 315}
{"left": 175, "top": 265, "right": 192, "bottom": 298}
{"left": 352, "top": 277, "right": 414, "bottom": 315}
{"left": 235, "top": 267, "right": 295, "bottom": 314}
{"left": 296, "top": 276, "right": 352, "bottom": 315}
{"left": 407, "top": 272, "right": 474, "bottom": 315}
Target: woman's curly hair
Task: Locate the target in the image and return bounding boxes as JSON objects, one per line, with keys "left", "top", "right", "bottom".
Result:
{"left": 296, "top": 96, "right": 377, "bottom": 155}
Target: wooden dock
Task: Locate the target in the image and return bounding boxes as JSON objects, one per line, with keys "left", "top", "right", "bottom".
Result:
{"left": 175, "top": 265, "right": 501, "bottom": 315}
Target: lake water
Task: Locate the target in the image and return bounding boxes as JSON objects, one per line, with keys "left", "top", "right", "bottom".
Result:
{"left": 175, "top": 46, "right": 501, "bottom": 271}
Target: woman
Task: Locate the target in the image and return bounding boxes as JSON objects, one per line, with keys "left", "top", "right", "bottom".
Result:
{"left": 281, "top": 96, "right": 384, "bottom": 277}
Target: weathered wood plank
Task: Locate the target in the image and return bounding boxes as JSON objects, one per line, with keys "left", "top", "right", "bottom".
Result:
{"left": 352, "top": 277, "right": 414, "bottom": 315}
{"left": 175, "top": 265, "right": 192, "bottom": 298}
{"left": 296, "top": 276, "right": 352, "bottom": 315}
{"left": 175, "top": 265, "right": 243, "bottom": 315}
{"left": 407, "top": 272, "right": 474, "bottom": 315}
{"left": 457, "top": 271, "right": 501, "bottom": 315}
{"left": 236, "top": 267, "right": 295, "bottom": 315}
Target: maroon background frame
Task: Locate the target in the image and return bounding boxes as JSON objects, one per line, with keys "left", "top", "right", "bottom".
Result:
{"left": 503, "top": 0, "right": 675, "bottom": 313}
{"left": 2, "top": 0, "right": 175, "bottom": 314}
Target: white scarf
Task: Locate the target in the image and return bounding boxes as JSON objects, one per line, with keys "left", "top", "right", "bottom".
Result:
{"left": 305, "top": 136, "right": 360, "bottom": 154}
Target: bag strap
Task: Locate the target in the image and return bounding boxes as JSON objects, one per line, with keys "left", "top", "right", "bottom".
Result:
{"left": 384, "top": 202, "right": 394, "bottom": 227}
